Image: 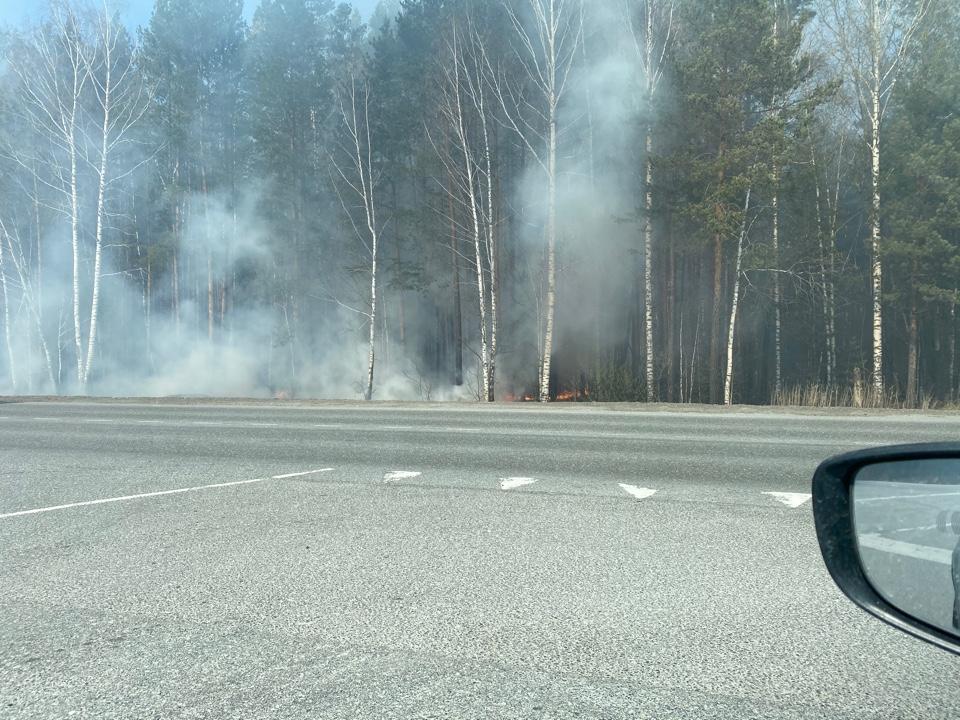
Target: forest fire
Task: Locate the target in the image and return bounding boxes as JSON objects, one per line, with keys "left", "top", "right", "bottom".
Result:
{"left": 504, "top": 392, "right": 537, "bottom": 402}
{"left": 504, "top": 388, "right": 589, "bottom": 402}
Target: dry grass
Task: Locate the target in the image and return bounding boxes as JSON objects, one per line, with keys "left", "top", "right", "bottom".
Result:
{"left": 773, "top": 383, "right": 948, "bottom": 410}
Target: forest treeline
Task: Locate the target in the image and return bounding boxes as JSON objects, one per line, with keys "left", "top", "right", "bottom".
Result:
{"left": 0, "top": 0, "right": 958, "bottom": 405}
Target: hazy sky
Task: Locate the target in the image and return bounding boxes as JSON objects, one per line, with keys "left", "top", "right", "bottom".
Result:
{"left": 0, "top": 0, "right": 380, "bottom": 29}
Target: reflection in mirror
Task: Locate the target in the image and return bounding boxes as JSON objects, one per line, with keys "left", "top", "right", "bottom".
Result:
{"left": 852, "top": 459, "right": 960, "bottom": 638}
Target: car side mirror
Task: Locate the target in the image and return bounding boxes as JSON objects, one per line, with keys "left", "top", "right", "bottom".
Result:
{"left": 812, "top": 444, "right": 960, "bottom": 655}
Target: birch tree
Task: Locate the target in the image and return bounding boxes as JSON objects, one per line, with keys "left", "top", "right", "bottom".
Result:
{"left": 79, "top": 6, "right": 151, "bottom": 390}
{"left": 9, "top": 2, "right": 89, "bottom": 389}
{"left": 488, "top": 0, "right": 582, "bottom": 402}
{"left": 723, "top": 188, "right": 753, "bottom": 406}
{"left": 332, "top": 77, "right": 382, "bottom": 401}
{"left": 810, "top": 133, "right": 843, "bottom": 387}
{"left": 0, "top": 218, "right": 14, "bottom": 392}
{"left": 434, "top": 20, "right": 500, "bottom": 402}
{"left": 0, "top": 218, "right": 57, "bottom": 391}
{"left": 625, "top": 0, "right": 674, "bottom": 401}
{"left": 818, "top": 0, "right": 932, "bottom": 396}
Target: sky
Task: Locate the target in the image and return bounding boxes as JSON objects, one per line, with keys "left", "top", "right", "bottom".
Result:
{"left": 0, "top": 0, "right": 380, "bottom": 29}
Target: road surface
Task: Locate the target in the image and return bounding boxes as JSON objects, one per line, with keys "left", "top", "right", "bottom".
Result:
{"left": 1, "top": 399, "right": 959, "bottom": 719}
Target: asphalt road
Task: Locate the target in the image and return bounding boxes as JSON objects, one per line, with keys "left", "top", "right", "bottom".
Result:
{"left": 2, "top": 399, "right": 960, "bottom": 719}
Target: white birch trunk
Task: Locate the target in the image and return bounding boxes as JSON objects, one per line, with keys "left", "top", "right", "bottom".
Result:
{"left": 540, "top": 105, "right": 557, "bottom": 403}
{"left": 628, "top": 0, "right": 674, "bottom": 401}
{"left": 951, "top": 295, "right": 957, "bottom": 402}
{"left": 642, "top": 0, "right": 656, "bottom": 402}
{"left": 69, "top": 117, "right": 83, "bottom": 388}
{"left": 481, "top": 88, "right": 498, "bottom": 402}
{"left": 869, "top": 80, "right": 883, "bottom": 395}
{"left": 489, "top": 0, "right": 581, "bottom": 403}
{"left": 770, "top": 5, "right": 782, "bottom": 400}
{"left": 1, "top": 226, "right": 56, "bottom": 390}
{"left": 334, "top": 79, "right": 381, "bottom": 401}
{"left": 450, "top": 36, "right": 491, "bottom": 401}
{"left": 821, "top": 0, "right": 931, "bottom": 397}
{"left": 82, "top": 48, "right": 112, "bottom": 391}
{"left": 644, "top": 120, "right": 655, "bottom": 401}
{"left": 724, "top": 188, "right": 752, "bottom": 406}
{"left": 0, "top": 229, "right": 15, "bottom": 392}
{"left": 771, "top": 167, "right": 782, "bottom": 399}
{"left": 812, "top": 153, "right": 832, "bottom": 387}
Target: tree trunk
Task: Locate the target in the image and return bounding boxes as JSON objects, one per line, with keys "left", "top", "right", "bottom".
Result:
{"left": 83, "top": 57, "right": 112, "bottom": 391}
{"left": 365, "top": 238, "right": 377, "bottom": 402}
{"left": 906, "top": 295, "right": 919, "bottom": 408}
{"left": 869, "top": 76, "right": 884, "bottom": 396}
{"left": 481, "top": 91, "right": 498, "bottom": 402}
{"left": 0, "top": 232, "right": 15, "bottom": 392}
{"left": 665, "top": 229, "right": 675, "bottom": 402}
{"left": 811, "top": 146, "right": 835, "bottom": 387}
{"left": 644, "top": 120, "right": 655, "bottom": 401}
{"left": 69, "top": 123, "right": 83, "bottom": 389}
{"left": 950, "top": 296, "right": 957, "bottom": 402}
{"left": 540, "top": 105, "right": 557, "bottom": 403}
{"left": 710, "top": 234, "right": 723, "bottom": 403}
{"left": 724, "top": 188, "right": 752, "bottom": 406}
{"left": 771, "top": 167, "right": 782, "bottom": 400}
{"left": 450, "top": 189, "right": 463, "bottom": 387}
{"left": 451, "top": 50, "right": 491, "bottom": 401}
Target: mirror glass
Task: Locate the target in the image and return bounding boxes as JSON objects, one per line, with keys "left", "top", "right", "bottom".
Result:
{"left": 852, "top": 459, "right": 960, "bottom": 637}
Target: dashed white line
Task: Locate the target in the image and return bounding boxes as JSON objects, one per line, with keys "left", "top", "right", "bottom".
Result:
{"left": 859, "top": 534, "right": 952, "bottom": 566}
{"left": 0, "top": 467, "right": 335, "bottom": 519}
{"left": 272, "top": 469, "right": 333, "bottom": 479}
{"left": 892, "top": 524, "right": 939, "bottom": 534}
{"left": 4, "top": 478, "right": 259, "bottom": 519}
{"left": 762, "top": 491, "right": 812, "bottom": 508}
{"left": 858, "top": 492, "right": 960, "bottom": 503}
{"left": 384, "top": 470, "right": 422, "bottom": 483}
{"left": 619, "top": 484, "right": 658, "bottom": 500}
{"left": 500, "top": 477, "right": 538, "bottom": 491}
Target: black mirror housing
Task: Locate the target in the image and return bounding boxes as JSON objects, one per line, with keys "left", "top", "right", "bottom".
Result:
{"left": 812, "top": 443, "right": 960, "bottom": 656}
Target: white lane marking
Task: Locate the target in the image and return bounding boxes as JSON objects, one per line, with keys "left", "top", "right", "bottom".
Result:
{"left": 384, "top": 470, "right": 422, "bottom": 483}
{"left": 500, "top": 477, "right": 537, "bottom": 491}
{"left": 137, "top": 420, "right": 162, "bottom": 424}
{"left": 619, "top": 484, "right": 657, "bottom": 500}
{"left": 892, "top": 524, "right": 939, "bottom": 534}
{"left": 859, "top": 534, "right": 952, "bottom": 566}
{"left": 763, "top": 491, "right": 812, "bottom": 508}
{"left": 858, "top": 492, "right": 960, "bottom": 503}
{"left": 0, "top": 475, "right": 288, "bottom": 520}
{"left": 272, "top": 468, "right": 333, "bottom": 479}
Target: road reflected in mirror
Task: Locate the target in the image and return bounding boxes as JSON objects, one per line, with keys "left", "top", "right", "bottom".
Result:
{"left": 852, "top": 459, "right": 960, "bottom": 638}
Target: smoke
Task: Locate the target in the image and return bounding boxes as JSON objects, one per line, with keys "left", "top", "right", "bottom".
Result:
{"left": 0, "top": 0, "right": 647, "bottom": 402}
{"left": 0, "top": 175, "right": 472, "bottom": 400}
{"left": 499, "top": 0, "right": 645, "bottom": 394}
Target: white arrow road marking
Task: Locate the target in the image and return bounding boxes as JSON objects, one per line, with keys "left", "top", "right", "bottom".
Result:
{"left": 384, "top": 470, "right": 422, "bottom": 483}
{"left": 859, "top": 534, "right": 951, "bottom": 566}
{"left": 272, "top": 469, "right": 334, "bottom": 480}
{"left": 500, "top": 477, "right": 538, "bottom": 491}
{"left": 763, "top": 491, "right": 812, "bottom": 508}
{"left": 619, "top": 484, "right": 657, "bottom": 500}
